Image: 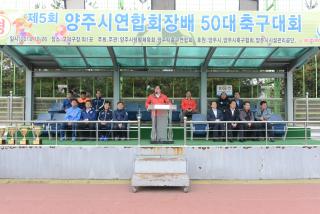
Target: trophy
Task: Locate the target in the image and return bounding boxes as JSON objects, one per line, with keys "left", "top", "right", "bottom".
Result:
{"left": 19, "top": 126, "right": 29, "bottom": 145}
{"left": 32, "top": 126, "right": 42, "bottom": 145}
{"left": 8, "top": 126, "right": 16, "bottom": 145}
{"left": 0, "top": 127, "right": 5, "bottom": 144}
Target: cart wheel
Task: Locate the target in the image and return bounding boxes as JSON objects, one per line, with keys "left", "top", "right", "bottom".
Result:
{"left": 183, "top": 186, "right": 189, "bottom": 193}
{"left": 131, "top": 186, "right": 138, "bottom": 193}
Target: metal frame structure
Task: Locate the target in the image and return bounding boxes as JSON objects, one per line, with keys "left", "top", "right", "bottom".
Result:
{"left": 0, "top": 45, "right": 319, "bottom": 122}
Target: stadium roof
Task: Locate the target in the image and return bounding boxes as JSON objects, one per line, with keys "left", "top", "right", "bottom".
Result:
{"left": 1, "top": 45, "right": 319, "bottom": 71}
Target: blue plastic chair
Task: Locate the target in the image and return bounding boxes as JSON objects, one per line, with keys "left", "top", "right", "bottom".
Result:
{"left": 172, "top": 110, "right": 181, "bottom": 122}
{"left": 268, "top": 114, "right": 287, "bottom": 139}
{"left": 48, "top": 113, "right": 66, "bottom": 139}
{"left": 48, "top": 102, "right": 64, "bottom": 117}
{"left": 191, "top": 114, "right": 209, "bottom": 140}
{"left": 34, "top": 113, "right": 52, "bottom": 136}
{"left": 126, "top": 103, "right": 139, "bottom": 120}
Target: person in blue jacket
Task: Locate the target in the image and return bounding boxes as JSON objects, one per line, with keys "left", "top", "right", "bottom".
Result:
{"left": 60, "top": 99, "right": 81, "bottom": 141}
{"left": 98, "top": 101, "right": 113, "bottom": 141}
{"left": 92, "top": 90, "right": 105, "bottom": 114}
{"left": 113, "top": 101, "right": 128, "bottom": 140}
{"left": 79, "top": 100, "right": 97, "bottom": 140}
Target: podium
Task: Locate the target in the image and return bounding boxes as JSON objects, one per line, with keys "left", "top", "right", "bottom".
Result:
{"left": 148, "top": 104, "right": 177, "bottom": 144}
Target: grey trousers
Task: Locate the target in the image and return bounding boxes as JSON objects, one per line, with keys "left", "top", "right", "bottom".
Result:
{"left": 151, "top": 110, "right": 168, "bottom": 142}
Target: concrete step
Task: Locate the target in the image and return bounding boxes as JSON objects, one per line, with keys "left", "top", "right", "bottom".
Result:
{"left": 131, "top": 173, "right": 190, "bottom": 187}
{"left": 137, "top": 147, "right": 185, "bottom": 156}
{"left": 131, "top": 155, "right": 190, "bottom": 191}
{"left": 134, "top": 156, "right": 187, "bottom": 174}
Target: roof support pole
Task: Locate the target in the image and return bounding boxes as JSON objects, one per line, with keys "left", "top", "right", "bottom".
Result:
{"left": 200, "top": 67, "right": 207, "bottom": 115}
{"left": 25, "top": 68, "right": 33, "bottom": 121}
{"left": 113, "top": 67, "right": 120, "bottom": 110}
{"left": 286, "top": 69, "right": 294, "bottom": 121}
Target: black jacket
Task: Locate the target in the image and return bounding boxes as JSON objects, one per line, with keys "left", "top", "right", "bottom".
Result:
{"left": 207, "top": 108, "right": 224, "bottom": 121}
{"left": 224, "top": 108, "right": 240, "bottom": 122}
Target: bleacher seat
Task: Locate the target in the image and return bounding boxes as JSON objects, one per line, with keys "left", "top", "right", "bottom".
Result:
{"left": 34, "top": 113, "right": 52, "bottom": 136}
{"left": 48, "top": 102, "right": 64, "bottom": 116}
{"left": 190, "top": 114, "right": 209, "bottom": 140}
{"left": 126, "top": 103, "right": 140, "bottom": 120}
{"left": 48, "top": 113, "right": 66, "bottom": 139}
{"left": 268, "top": 114, "right": 287, "bottom": 139}
{"left": 171, "top": 111, "right": 181, "bottom": 122}
{"left": 141, "top": 110, "right": 151, "bottom": 121}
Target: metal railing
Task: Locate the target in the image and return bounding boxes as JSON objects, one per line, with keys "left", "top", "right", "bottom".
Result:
{"left": 0, "top": 119, "right": 141, "bottom": 146}
{"left": 293, "top": 93, "right": 320, "bottom": 122}
{"left": 0, "top": 119, "right": 318, "bottom": 147}
{"left": 0, "top": 93, "right": 24, "bottom": 121}
{"left": 184, "top": 119, "right": 315, "bottom": 146}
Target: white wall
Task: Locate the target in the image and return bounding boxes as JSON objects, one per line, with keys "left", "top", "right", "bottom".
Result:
{"left": 1, "top": 146, "right": 320, "bottom": 180}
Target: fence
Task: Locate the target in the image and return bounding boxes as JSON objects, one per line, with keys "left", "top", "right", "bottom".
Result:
{"left": 0, "top": 118, "right": 318, "bottom": 147}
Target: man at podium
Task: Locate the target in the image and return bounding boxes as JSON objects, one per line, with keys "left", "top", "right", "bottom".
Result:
{"left": 145, "top": 85, "right": 174, "bottom": 143}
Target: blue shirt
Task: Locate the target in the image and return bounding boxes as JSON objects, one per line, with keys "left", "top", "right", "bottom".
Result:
{"left": 81, "top": 108, "right": 97, "bottom": 121}
{"left": 64, "top": 107, "right": 82, "bottom": 121}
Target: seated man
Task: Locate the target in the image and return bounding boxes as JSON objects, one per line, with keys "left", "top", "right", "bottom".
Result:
{"left": 98, "top": 101, "right": 113, "bottom": 141}
{"left": 181, "top": 91, "right": 197, "bottom": 121}
{"left": 113, "top": 101, "right": 128, "bottom": 140}
{"left": 79, "top": 100, "right": 97, "bottom": 140}
{"left": 255, "top": 101, "right": 274, "bottom": 142}
{"left": 207, "top": 101, "right": 224, "bottom": 140}
{"left": 239, "top": 101, "right": 257, "bottom": 142}
{"left": 224, "top": 100, "right": 240, "bottom": 142}
{"left": 60, "top": 99, "right": 81, "bottom": 141}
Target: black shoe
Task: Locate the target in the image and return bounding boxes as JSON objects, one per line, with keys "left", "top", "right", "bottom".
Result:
{"left": 228, "top": 139, "right": 233, "bottom": 142}
{"left": 269, "top": 138, "right": 275, "bottom": 142}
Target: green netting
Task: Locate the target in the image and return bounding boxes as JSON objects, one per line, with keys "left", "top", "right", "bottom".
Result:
{"left": 208, "top": 59, "right": 235, "bottom": 67}
{"left": 147, "top": 58, "right": 174, "bottom": 67}
{"left": 178, "top": 47, "right": 209, "bottom": 57}
{"left": 212, "top": 47, "right": 243, "bottom": 58}
{"left": 86, "top": 58, "right": 113, "bottom": 67}
{"left": 9, "top": 45, "right": 314, "bottom": 69}
{"left": 55, "top": 58, "right": 86, "bottom": 67}
{"left": 146, "top": 47, "right": 176, "bottom": 57}
{"left": 271, "top": 48, "right": 305, "bottom": 58}
{"left": 47, "top": 47, "right": 81, "bottom": 57}
{"left": 79, "top": 47, "right": 110, "bottom": 57}
{"left": 234, "top": 59, "right": 264, "bottom": 67}
{"left": 176, "top": 58, "right": 204, "bottom": 67}
{"left": 113, "top": 47, "right": 144, "bottom": 57}
{"left": 240, "top": 47, "right": 275, "bottom": 58}
{"left": 117, "top": 58, "right": 145, "bottom": 66}
{"left": 14, "top": 46, "right": 48, "bottom": 55}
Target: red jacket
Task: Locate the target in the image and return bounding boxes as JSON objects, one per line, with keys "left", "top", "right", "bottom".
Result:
{"left": 145, "top": 93, "right": 170, "bottom": 109}
{"left": 181, "top": 98, "right": 197, "bottom": 111}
